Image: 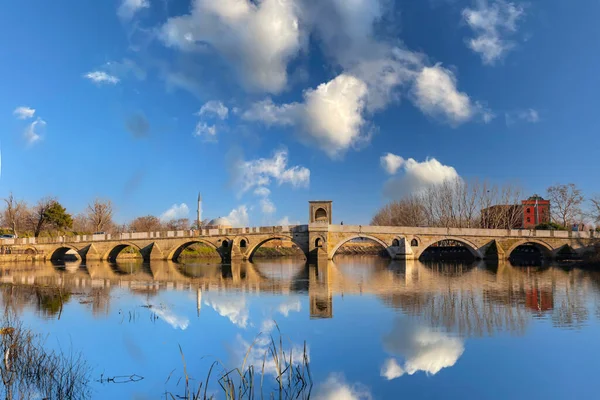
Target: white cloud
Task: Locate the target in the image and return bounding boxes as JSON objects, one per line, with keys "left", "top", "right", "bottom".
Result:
{"left": 24, "top": 118, "right": 45, "bottom": 145}
{"left": 243, "top": 74, "right": 370, "bottom": 158}
{"left": 520, "top": 108, "right": 539, "bottom": 123}
{"left": 382, "top": 319, "right": 465, "bottom": 377}
{"left": 278, "top": 216, "right": 291, "bottom": 226}
{"left": 380, "top": 358, "right": 404, "bottom": 380}
{"left": 160, "top": 0, "right": 303, "bottom": 93}
{"left": 103, "top": 58, "right": 147, "bottom": 81}
{"left": 380, "top": 153, "right": 405, "bottom": 175}
{"left": 160, "top": 203, "right": 190, "bottom": 222}
{"left": 463, "top": 0, "right": 525, "bottom": 65}
{"left": 383, "top": 157, "right": 460, "bottom": 198}
{"left": 254, "top": 187, "right": 271, "bottom": 197}
{"left": 260, "top": 197, "right": 276, "bottom": 215}
{"left": 313, "top": 374, "right": 372, "bottom": 400}
{"left": 118, "top": 0, "right": 149, "bottom": 20}
{"left": 506, "top": 108, "right": 539, "bottom": 125}
{"left": 205, "top": 295, "right": 249, "bottom": 328}
{"left": 193, "top": 122, "right": 218, "bottom": 141}
{"left": 13, "top": 106, "right": 35, "bottom": 119}
{"left": 228, "top": 205, "right": 250, "bottom": 228}
{"left": 413, "top": 65, "right": 474, "bottom": 124}
{"left": 84, "top": 71, "right": 120, "bottom": 84}
{"left": 198, "top": 100, "right": 229, "bottom": 120}
{"left": 150, "top": 304, "right": 189, "bottom": 330}
{"left": 234, "top": 149, "right": 310, "bottom": 195}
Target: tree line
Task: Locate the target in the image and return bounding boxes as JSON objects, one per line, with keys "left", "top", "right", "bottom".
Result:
{"left": 1, "top": 193, "right": 207, "bottom": 238}
{"left": 372, "top": 180, "right": 600, "bottom": 231}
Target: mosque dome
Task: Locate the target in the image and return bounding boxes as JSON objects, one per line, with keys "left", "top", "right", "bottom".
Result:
{"left": 207, "top": 217, "right": 232, "bottom": 229}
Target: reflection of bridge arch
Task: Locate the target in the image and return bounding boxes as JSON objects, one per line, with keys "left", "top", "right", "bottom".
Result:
{"left": 104, "top": 242, "right": 143, "bottom": 263}
{"left": 506, "top": 239, "right": 553, "bottom": 259}
{"left": 167, "top": 240, "right": 223, "bottom": 262}
{"left": 246, "top": 236, "right": 307, "bottom": 261}
{"left": 330, "top": 235, "right": 394, "bottom": 259}
{"left": 415, "top": 238, "right": 484, "bottom": 260}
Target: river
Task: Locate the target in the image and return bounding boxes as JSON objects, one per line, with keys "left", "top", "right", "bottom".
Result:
{"left": 1, "top": 256, "right": 600, "bottom": 399}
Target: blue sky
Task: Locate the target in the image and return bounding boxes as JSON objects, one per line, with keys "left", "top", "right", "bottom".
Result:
{"left": 1, "top": 0, "right": 599, "bottom": 226}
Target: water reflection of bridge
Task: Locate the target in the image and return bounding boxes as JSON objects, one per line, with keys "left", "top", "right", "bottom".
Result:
{"left": 0, "top": 258, "right": 598, "bottom": 332}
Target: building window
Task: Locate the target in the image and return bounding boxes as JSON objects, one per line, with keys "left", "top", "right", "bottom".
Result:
{"left": 526, "top": 217, "right": 531, "bottom": 223}
{"left": 526, "top": 208, "right": 531, "bottom": 213}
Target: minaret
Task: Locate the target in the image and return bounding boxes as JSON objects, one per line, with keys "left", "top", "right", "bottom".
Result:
{"left": 197, "top": 192, "right": 202, "bottom": 229}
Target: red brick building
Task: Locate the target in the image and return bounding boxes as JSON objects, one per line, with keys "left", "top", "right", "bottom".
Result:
{"left": 521, "top": 195, "right": 550, "bottom": 229}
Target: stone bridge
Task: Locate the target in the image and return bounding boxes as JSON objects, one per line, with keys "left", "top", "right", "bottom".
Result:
{"left": 0, "top": 200, "right": 597, "bottom": 262}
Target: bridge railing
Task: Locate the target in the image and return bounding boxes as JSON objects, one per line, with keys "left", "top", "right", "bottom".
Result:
{"left": 0, "top": 225, "right": 308, "bottom": 246}
{"left": 327, "top": 224, "right": 599, "bottom": 239}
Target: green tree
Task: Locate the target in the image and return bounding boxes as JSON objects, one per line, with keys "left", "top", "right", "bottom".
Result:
{"left": 29, "top": 198, "right": 72, "bottom": 237}
{"left": 44, "top": 201, "right": 73, "bottom": 231}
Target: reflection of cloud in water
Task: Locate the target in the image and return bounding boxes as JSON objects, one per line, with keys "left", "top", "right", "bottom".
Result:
{"left": 380, "top": 358, "right": 404, "bottom": 380}
{"left": 204, "top": 295, "right": 249, "bottom": 328}
{"left": 277, "top": 299, "right": 301, "bottom": 317}
{"left": 313, "top": 374, "right": 372, "bottom": 400}
{"left": 381, "top": 319, "right": 464, "bottom": 379}
{"left": 150, "top": 305, "right": 189, "bottom": 330}
{"left": 232, "top": 333, "right": 308, "bottom": 378}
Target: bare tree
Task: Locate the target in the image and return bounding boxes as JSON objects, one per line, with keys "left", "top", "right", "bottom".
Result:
{"left": 2, "top": 193, "right": 28, "bottom": 236}
{"left": 128, "top": 215, "right": 162, "bottom": 232}
{"left": 547, "top": 183, "right": 584, "bottom": 228}
{"left": 371, "top": 197, "right": 426, "bottom": 227}
{"left": 85, "top": 199, "right": 114, "bottom": 233}
{"left": 164, "top": 218, "right": 191, "bottom": 231}
{"left": 591, "top": 195, "right": 600, "bottom": 225}
{"left": 373, "top": 178, "right": 524, "bottom": 229}
{"left": 27, "top": 197, "right": 56, "bottom": 238}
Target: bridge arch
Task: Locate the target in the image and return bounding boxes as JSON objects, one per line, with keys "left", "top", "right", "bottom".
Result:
{"left": 49, "top": 245, "right": 81, "bottom": 262}
{"left": 167, "top": 239, "right": 223, "bottom": 262}
{"left": 330, "top": 235, "right": 394, "bottom": 259}
{"left": 104, "top": 242, "right": 143, "bottom": 263}
{"left": 506, "top": 239, "right": 554, "bottom": 259}
{"left": 415, "top": 237, "right": 483, "bottom": 260}
{"left": 246, "top": 235, "right": 308, "bottom": 261}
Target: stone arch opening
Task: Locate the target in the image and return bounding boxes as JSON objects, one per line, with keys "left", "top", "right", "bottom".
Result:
{"left": 106, "top": 243, "right": 143, "bottom": 263}
{"left": 50, "top": 247, "right": 81, "bottom": 263}
{"left": 508, "top": 240, "right": 553, "bottom": 265}
{"left": 222, "top": 240, "right": 229, "bottom": 248}
{"left": 170, "top": 240, "right": 223, "bottom": 263}
{"left": 315, "top": 208, "right": 328, "bottom": 222}
{"left": 315, "top": 238, "right": 323, "bottom": 248}
{"left": 411, "top": 238, "right": 419, "bottom": 247}
{"left": 330, "top": 235, "right": 393, "bottom": 259}
{"left": 419, "top": 239, "right": 481, "bottom": 262}
{"left": 392, "top": 238, "right": 400, "bottom": 247}
{"left": 240, "top": 239, "right": 247, "bottom": 248}
{"left": 247, "top": 237, "right": 307, "bottom": 262}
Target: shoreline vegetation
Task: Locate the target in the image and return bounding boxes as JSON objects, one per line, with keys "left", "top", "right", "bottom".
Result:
{"left": 0, "top": 305, "right": 311, "bottom": 400}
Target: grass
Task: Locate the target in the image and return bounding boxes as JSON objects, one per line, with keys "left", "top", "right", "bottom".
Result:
{"left": 165, "top": 324, "right": 312, "bottom": 400}
{"left": 0, "top": 312, "right": 91, "bottom": 399}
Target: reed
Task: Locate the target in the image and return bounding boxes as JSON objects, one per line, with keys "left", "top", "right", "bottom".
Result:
{"left": 165, "top": 324, "right": 312, "bottom": 400}
{"left": 0, "top": 312, "right": 91, "bottom": 399}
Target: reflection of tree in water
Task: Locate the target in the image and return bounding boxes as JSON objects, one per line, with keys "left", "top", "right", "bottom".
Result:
{"left": 551, "top": 270, "right": 589, "bottom": 328}
{"left": 379, "top": 263, "right": 597, "bottom": 336}
{"left": 382, "top": 289, "right": 529, "bottom": 336}
{"left": 36, "top": 288, "right": 71, "bottom": 317}
{"left": 0, "top": 284, "right": 71, "bottom": 318}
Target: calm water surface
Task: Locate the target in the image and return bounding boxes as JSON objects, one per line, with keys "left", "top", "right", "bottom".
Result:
{"left": 2, "top": 256, "right": 600, "bottom": 399}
